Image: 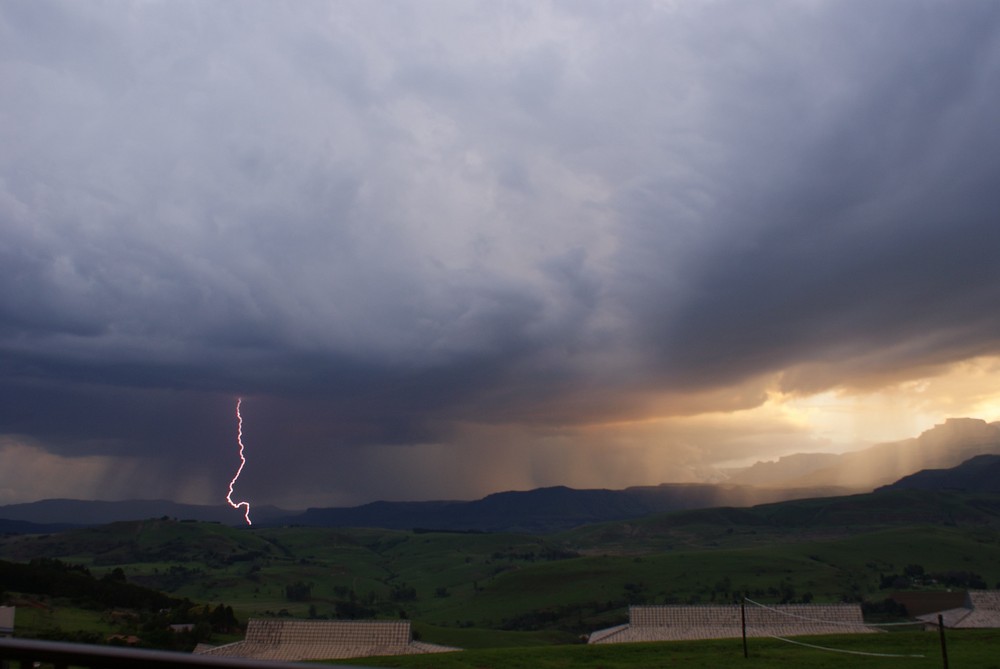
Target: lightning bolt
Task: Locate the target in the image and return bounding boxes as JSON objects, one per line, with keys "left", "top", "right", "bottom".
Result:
{"left": 227, "top": 397, "right": 252, "bottom": 525}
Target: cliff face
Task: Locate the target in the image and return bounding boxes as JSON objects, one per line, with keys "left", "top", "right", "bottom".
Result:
{"left": 726, "top": 452, "right": 840, "bottom": 486}
{"left": 729, "top": 418, "right": 1000, "bottom": 491}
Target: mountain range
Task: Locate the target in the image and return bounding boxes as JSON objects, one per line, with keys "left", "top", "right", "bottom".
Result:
{"left": 0, "top": 483, "right": 852, "bottom": 535}
{"left": 726, "top": 417, "right": 1000, "bottom": 489}
{"left": 2, "top": 417, "right": 998, "bottom": 534}
{"left": 879, "top": 453, "right": 1000, "bottom": 493}
{"left": 0, "top": 499, "right": 292, "bottom": 529}
{"left": 289, "top": 482, "right": 855, "bottom": 534}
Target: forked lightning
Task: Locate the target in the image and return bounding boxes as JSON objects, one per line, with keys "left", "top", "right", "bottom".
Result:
{"left": 226, "top": 398, "right": 252, "bottom": 525}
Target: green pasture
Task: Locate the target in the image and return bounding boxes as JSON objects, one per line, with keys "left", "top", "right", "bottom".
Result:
{"left": 345, "top": 630, "right": 1000, "bottom": 669}
{"left": 4, "top": 513, "right": 1000, "bottom": 648}
{"left": 411, "top": 525, "right": 1000, "bottom": 631}
{"left": 558, "top": 489, "right": 1000, "bottom": 553}
{"left": 6, "top": 602, "right": 109, "bottom": 637}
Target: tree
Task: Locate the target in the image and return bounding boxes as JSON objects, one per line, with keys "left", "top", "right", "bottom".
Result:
{"left": 285, "top": 582, "right": 312, "bottom": 602}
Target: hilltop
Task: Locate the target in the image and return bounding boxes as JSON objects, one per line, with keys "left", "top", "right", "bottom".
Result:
{"left": 879, "top": 453, "right": 1000, "bottom": 493}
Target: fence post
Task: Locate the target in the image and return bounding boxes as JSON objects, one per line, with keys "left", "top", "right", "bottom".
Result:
{"left": 937, "top": 614, "right": 948, "bottom": 669}
{"left": 741, "top": 598, "right": 748, "bottom": 659}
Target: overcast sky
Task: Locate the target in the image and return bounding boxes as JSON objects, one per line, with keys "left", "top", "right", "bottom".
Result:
{"left": 3, "top": 1, "right": 1000, "bottom": 511}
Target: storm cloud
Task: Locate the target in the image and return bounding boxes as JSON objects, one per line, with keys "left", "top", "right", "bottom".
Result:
{"left": 2, "top": 1, "right": 1000, "bottom": 507}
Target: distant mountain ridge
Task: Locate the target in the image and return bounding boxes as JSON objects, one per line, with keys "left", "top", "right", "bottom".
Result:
{"left": 0, "top": 459, "right": 996, "bottom": 535}
{"left": 0, "top": 498, "right": 294, "bottom": 528}
{"left": 727, "top": 418, "right": 1000, "bottom": 490}
{"left": 0, "top": 518, "right": 77, "bottom": 535}
{"left": 0, "top": 484, "right": 855, "bottom": 534}
{"left": 879, "top": 454, "right": 1000, "bottom": 493}
{"left": 3, "top": 417, "right": 998, "bottom": 534}
{"left": 291, "top": 483, "right": 853, "bottom": 533}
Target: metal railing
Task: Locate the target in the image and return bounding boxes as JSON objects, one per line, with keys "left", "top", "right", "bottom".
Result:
{"left": 0, "top": 637, "right": 369, "bottom": 669}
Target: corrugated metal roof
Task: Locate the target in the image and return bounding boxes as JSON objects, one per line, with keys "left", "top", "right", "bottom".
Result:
{"left": 196, "top": 619, "right": 459, "bottom": 661}
{"left": 589, "top": 604, "right": 876, "bottom": 644}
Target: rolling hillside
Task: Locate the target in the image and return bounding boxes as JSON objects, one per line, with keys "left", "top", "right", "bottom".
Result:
{"left": 3, "top": 484, "right": 1000, "bottom": 643}
{"left": 290, "top": 483, "right": 858, "bottom": 533}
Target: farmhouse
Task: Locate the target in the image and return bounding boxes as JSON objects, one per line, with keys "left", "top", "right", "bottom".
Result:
{"left": 589, "top": 603, "right": 876, "bottom": 644}
{"left": 194, "top": 618, "right": 459, "bottom": 662}
{"left": 0, "top": 606, "right": 13, "bottom": 638}
{"left": 916, "top": 590, "right": 1000, "bottom": 629}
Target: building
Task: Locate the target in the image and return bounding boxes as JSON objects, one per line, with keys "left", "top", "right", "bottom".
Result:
{"left": 195, "top": 619, "right": 459, "bottom": 662}
{"left": 589, "top": 603, "right": 876, "bottom": 644}
{"left": 917, "top": 591, "right": 1000, "bottom": 629}
{"left": 0, "top": 607, "right": 14, "bottom": 638}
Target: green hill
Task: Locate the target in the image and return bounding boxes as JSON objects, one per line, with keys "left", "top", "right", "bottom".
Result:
{"left": 880, "top": 454, "right": 1000, "bottom": 493}
{"left": 561, "top": 489, "right": 1000, "bottom": 551}
{"left": 2, "top": 489, "right": 1000, "bottom": 648}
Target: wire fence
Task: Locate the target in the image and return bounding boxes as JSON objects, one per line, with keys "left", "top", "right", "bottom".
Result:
{"left": 743, "top": 597, "right": 927, "bottom": 628}
{"left": 763, "top": 633, "right": 926, "bottom": 659}
{"left": 741, "top": 598, "right": 943, "bottom": 661}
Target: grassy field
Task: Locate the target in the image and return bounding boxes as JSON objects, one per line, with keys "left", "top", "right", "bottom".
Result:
{"left": 344, "top": 630, "right": 1000, "bottom": 669}
{"left": 3, "top": 496, "right": 1000, "bottom": 650}
{"left": 4, "top": 520, "right": 1000, "bottom": 632}
{"left": 6, "top": 601, "right": 109, "bottom": 636}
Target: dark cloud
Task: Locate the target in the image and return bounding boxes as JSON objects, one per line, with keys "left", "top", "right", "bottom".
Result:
{"left": 2, "top": 1, "right": 1000, "bottom": 506}
{"left": 645, "top": 5, "right": 1000, "bottom": 391}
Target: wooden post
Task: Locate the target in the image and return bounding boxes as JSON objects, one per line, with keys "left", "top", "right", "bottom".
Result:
{"left": 741, "top": 598, "right": 748, "bottom": 659}
{"left": 937, "top": 614, "right": 949, "bottom": 669}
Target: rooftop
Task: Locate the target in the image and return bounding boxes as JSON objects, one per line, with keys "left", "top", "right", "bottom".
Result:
{"left": 590, "top": 603, "right": 877, "bottom": 644}
{"left": 196, "top": 619, "right": 459, "bottom": 662}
